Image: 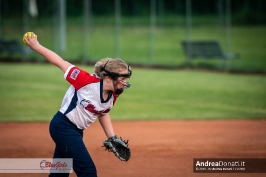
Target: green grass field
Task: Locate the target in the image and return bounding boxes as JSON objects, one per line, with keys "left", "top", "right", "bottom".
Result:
{"left": 0, "top": 63, "right": 265, "bottom": 121}
{"left": 1, "top": 16, "right": 266, "bottom": 72}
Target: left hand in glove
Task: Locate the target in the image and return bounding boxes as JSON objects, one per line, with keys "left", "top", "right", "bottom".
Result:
{"left": 103, "top": 135, "right": 131, "bottom": 162}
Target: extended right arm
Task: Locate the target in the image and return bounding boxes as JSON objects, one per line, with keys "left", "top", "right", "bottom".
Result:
{"left": 24, "top": 32, "right": 71, "bottom": 73}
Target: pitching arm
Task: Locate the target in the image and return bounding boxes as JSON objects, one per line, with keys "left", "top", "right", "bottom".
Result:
{"left": 24, "top": 32, "right": 71, "bottom": 73}
{"left": 98, "top": 113, "right": 115, "bottom": 138}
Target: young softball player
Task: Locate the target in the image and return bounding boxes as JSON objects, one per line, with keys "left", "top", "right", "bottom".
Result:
{"left": 24, "top": 32, "right": 132, "bottom": 177}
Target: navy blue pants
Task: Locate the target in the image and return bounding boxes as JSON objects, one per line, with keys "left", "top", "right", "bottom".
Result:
{"left": 49, "top": 111, "right": 97, "bottom": 177}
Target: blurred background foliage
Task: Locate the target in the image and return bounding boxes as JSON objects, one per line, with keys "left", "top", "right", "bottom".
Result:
{"left": 1, "top": 0, "right": 266, "bottom": 24}
{"left": 0, "top": 0, "right": 266, "bottom": 72}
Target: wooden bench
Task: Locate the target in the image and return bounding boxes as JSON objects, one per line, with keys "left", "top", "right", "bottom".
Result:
{"left": 181, "top": 40, "right": 240, "bottom": 70}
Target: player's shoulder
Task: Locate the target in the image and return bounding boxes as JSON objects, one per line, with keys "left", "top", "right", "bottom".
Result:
{"left": 65, "top": 65, "right": 101, "bottom": 88}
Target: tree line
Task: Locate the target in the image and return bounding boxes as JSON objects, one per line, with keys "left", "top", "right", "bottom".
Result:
{"left": 1, "top": 0, "right": 265, "bottom": 25}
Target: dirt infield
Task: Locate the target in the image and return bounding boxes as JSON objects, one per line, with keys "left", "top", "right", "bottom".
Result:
{"left": 0, "top": 120, "right": 266, "bottom": 177}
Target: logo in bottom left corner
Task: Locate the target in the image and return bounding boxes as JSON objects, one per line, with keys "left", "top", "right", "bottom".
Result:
{"left": 40, "top": 159, "right": 70, "bottom": 171}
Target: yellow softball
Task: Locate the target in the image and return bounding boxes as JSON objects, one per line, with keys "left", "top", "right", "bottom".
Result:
{"left": 23, "top": 32, "right": 37, "bottom": 46}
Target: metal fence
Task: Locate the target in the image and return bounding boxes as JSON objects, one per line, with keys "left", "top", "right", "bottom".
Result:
{"left": 0, "top": 0, "right": 265, "bottom": 72}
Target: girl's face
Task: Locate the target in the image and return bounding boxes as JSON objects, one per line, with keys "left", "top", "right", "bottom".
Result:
{"left": 112, "top": 69, "right": 131, "bottom": 94}
{"left": 116, "top": 70, "right": 129, "bottom": 88}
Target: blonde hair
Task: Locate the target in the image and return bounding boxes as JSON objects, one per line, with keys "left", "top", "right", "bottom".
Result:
{"left": 94, "top": 58, "right": 130, "bottom": 79}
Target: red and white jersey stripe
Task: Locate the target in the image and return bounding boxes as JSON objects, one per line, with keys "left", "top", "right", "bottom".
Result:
{"left": 59, "top": 65, "right": 117, "bottom": 129}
